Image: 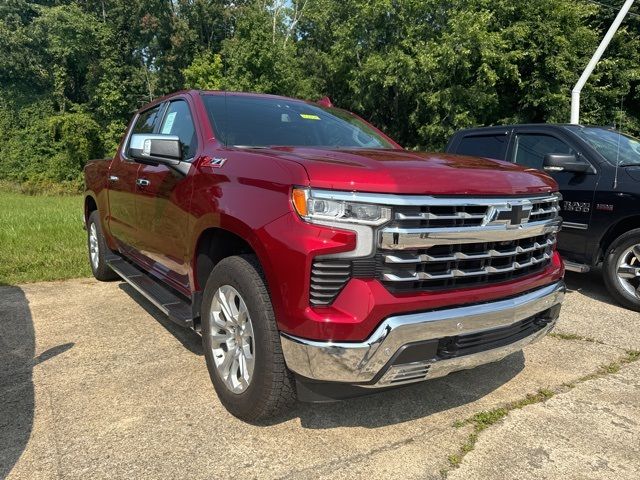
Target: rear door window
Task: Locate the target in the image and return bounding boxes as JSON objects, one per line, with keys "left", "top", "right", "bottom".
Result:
{"left": 456, "top": 134, "right": 509, "bottom": 160}
{"left": 514, "top": 134, "right": 576, "bottom": 170}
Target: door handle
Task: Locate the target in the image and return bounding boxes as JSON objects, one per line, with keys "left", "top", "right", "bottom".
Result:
{"left": 108, "top": 175, "right": 119, "bottom": 182}
{"left": 136, "top": 178, "right": 151, "bottom": 187}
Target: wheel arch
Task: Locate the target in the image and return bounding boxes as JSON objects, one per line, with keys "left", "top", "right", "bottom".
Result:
{"left": 84, "top": 193, "right": 98, "bottom": 224}
{"left": 598, "top": 215, "right": 640, "bottom": 262}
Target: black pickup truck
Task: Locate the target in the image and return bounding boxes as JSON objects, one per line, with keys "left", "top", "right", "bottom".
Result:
{"left": 446, "top": 124, "right": 640, "bottom": 311}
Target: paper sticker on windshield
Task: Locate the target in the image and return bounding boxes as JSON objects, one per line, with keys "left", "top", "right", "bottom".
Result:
{"left": 161, "top": 112, "right": 177, "bottom": 134}
{"left": 300, "top": 113, "right": 321, "bottom": 120}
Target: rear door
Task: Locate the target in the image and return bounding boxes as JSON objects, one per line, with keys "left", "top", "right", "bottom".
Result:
{"left": 508, "top": 128, "right": 599, "bottom": 261}
{"left": 108, "top": 105, "right": 163, "bottom": 253}
{"left": 134, "top": 98, "right": 199, "bottom": 293}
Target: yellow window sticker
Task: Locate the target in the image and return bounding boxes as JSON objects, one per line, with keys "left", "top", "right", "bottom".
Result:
{"left": 300, "top": 113, "right": 321, "bottom": 120}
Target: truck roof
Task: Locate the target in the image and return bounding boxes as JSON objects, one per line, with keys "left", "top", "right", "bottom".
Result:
{"left": 454, "top": 123, "right": 613, "bottom": 134}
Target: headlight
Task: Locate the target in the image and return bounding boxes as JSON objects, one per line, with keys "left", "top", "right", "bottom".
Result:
{"left": 292, "top": 188, "right": 391, "bottom": 226}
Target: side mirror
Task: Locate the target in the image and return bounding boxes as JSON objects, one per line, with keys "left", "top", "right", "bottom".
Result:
{"left": 543, "top": 153, "right": 591, "bottom": 174}
{"left": 129, "top": 134, "right": 182, "bottom": 166}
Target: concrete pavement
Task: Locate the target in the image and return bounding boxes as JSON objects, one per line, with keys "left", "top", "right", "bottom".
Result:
{"left": 1, "top": 271, "right": 638, "bottom": 479}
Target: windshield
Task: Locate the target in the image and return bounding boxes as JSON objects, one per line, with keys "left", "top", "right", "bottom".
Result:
{"left": 566, "top": 126, "right": 640, "bottom": 167}
{"left": 203, "top": 94, "right": 394, "bottom": 149}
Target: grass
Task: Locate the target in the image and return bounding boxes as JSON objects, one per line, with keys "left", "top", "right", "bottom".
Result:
{"left": 0, "top": 190, "right": 90, "bottom": 285}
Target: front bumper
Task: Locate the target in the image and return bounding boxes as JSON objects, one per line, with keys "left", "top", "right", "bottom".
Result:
{"left": 281, "top": 281, "right": 565, "bottom": 389}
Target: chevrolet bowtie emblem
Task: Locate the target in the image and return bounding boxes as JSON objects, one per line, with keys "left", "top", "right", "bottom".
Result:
{"left": 492, "top": 204, "right": 532, "bottom": 228}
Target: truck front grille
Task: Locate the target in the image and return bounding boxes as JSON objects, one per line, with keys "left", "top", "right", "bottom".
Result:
{"left": 381, "top": 234, "right": 556, "bottom": 292}
{"left": 378, "top": 194, "right": 561, "bottom": 294}
{"left": 309, "top": 193, "right": 561, "bottom": 305}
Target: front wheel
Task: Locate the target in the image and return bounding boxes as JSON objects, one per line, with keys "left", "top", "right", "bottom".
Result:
{"left": 201, "top": 255, "right": 296, "bottom": 422}
{"left": 603, "top": 228, "right": 640, "bottom": 312}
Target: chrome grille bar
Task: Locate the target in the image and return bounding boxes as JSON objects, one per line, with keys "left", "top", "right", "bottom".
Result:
{"left": 380, "top": 220, "right": 560, "bottom": 249}
{"left": 383, "top": 252, "right": 552, "bottom": 282}
{"left": 384, "top": 238, "right": 556, "bottom": 264}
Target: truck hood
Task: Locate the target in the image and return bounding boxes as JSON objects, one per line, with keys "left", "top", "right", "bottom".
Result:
{"left": 258, "top": 147, "right": 557, "bottom": 195}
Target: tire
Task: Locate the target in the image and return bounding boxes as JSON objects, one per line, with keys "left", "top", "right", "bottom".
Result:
{"left": 201, "top": 255, "right": 296, "bottom": 422}
{"left": 87, "top": 211, "right": 119, "bottom": 282}
{"left": 603, "top": 228, "right": 640, "bottom": 312}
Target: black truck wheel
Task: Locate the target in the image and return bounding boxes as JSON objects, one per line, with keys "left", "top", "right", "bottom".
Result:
{"left": 201, "top": 255, "right": 296, "bottom": 422}
{"left": 87, "top": 211, "right": 119, "bottom": 281}
{"left": 603, "top": 228, "right": 640, "bottom": 312}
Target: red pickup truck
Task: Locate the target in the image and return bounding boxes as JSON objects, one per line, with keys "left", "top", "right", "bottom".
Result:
{"left": 84, "top": 90, "right": 565, "bottom": 421}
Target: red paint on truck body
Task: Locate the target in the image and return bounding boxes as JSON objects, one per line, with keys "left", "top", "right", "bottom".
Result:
{"left": 84, "top": 90, "right": 562, "bottom": 342}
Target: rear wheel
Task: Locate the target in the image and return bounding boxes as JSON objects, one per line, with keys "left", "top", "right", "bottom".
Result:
{"left": 603, "top": 228, "right": 640, "bottom": 312}
{"left": 201, "top": 255, "right": 296, "bottom": 422}
{"left": 87, "top": 211, "right": 119, "bottom": 281}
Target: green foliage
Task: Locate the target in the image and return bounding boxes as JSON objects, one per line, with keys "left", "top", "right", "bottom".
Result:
{"left": 0, "top": 190, "right": 90, "bottom": 285}
{"left": 183, "top": 52, "right": 225, "bottom": 90}
{"left": 1, "top": 0, "right": 639, "bottom": 193}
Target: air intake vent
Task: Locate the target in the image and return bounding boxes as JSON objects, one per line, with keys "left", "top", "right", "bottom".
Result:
{"left": 310, "top": 260, "right": 351, "bottom": 306}
{"left": 377, "top": 361, "right": 431, "bottom": 386}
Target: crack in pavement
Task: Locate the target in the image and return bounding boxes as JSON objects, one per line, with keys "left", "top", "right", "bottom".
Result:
{"left": 440, "top": 348, "right": 640, "bottom": 478}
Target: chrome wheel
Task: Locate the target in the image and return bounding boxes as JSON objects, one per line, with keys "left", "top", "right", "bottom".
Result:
{"left": 209, "top": 285, "right": 255, "bottom": 394}
{"left": 616, "top": 244, "right": 640, "bottom": 300}
{"left": 89, "top": 223, "right": 99, "bottom": 269}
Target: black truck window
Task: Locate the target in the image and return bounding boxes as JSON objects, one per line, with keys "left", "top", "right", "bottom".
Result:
{"left": 159, "top": 100, "right": 198, "bottom": 160}
{"left": 456, "top": 135, "right": 508, "bottom": 160}
{"left": 133, "top": 105, "right": 162, "bottom": 134}
{"left": 514, "top": 134, "right": 576, "bottom": 170}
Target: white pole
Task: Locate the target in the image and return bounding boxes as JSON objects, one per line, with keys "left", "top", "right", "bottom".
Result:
{"left": 570, "top": 0, "right": 635, "bottom": 124}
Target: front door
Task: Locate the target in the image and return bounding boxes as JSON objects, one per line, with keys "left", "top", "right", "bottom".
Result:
{"left": 108, "top": 103, "right": 164, "bottom": 255}
{"left": 508, "top": 129, "right": 599, "bottom": 261}
{"left": 135, "top": 99, "right": 199, "bottom": 293}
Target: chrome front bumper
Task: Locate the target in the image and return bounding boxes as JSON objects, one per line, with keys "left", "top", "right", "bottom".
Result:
{"left": 281, "top": 281, "right": 565, "bottom": 388}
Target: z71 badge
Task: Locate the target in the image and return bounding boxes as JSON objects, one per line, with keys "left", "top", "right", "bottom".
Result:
{"left": 563, "top": 201, "right": 590, "bottom": 213}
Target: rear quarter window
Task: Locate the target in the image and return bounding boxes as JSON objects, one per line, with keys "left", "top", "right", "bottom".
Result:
{"left": 455, "top": 134, "right": 508, "bottom": 161}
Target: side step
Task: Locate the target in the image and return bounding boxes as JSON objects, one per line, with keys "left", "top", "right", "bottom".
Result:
{"left": 107, "top": 256, "right": 194, "bottom": 328}
{"left": 563, "top": 260, "right": 591, "bottom": 273}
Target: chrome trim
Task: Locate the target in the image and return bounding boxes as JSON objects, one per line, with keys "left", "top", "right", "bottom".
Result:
{"left": 380, "top": 219, "right": 561, "bottom": 249}
{"left": 563, "top": 260, "right": 591, "bottom": 273}
{"left": 396, "top": 211, "right": 486, "bottom": 221}
{"left": 310, "top": 189, "right": 561, "bottom": 207}
{"left": 281, "top": 281, "right": 565, "bottom": 385}
{"left": 384, "top": 237, "right": 555, "bottom": 264}
{"left": 315, "top": 221, "right": 375, "bottom": 258}
{"left": 409, "top": 322, "right": 554, "bottom": 383}
{"left": 562, "top": 221, "right": 589, "bottom": 230}
{"left": 382, "top": 252, "right": 551, "bottom": 282}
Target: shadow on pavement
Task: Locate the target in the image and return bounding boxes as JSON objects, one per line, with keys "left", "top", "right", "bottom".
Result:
{"left": 118, "top": 283, "right": 203, "bottom": 355}
{"left": 270, "top": 351, "right": 525, "bottom": 429}
{"left": 564, "top": 269, "right": 617, "bottom": 307}
{"left": 0, "top": 286, "right": 74, "bottom": 478}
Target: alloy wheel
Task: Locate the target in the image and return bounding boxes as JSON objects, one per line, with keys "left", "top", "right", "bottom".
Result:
{"left": 89, "top": 223, "right": 99, "bottom": 270}
{"left": 616, "top": 244, "right": 640, "bottom": 300}
{"left": 209, "top": 285, "right": 255, "bottom": 394}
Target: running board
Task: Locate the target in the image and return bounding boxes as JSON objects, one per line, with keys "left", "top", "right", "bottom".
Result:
{"left": 563, "top": 260, "right": 591, "bottom": 273}
{"left": 107, "top": 257, "right": 194, "bottom": 328}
